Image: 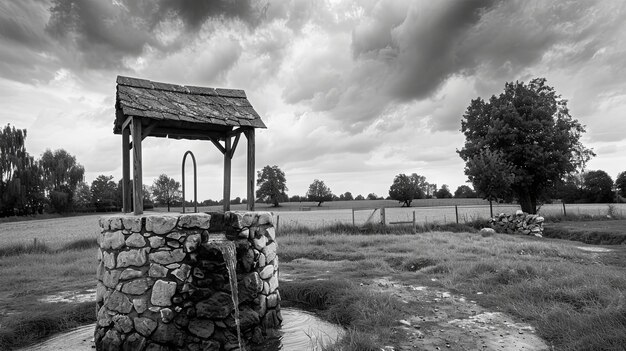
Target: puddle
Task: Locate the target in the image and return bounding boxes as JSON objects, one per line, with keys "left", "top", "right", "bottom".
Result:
{"left": 576, "top": 246, "right": 612, "bottom": 253}
{"left": 19, "top": 308, "right": 343, "bottom": 351}
{"left": 37, "top": 289, "right": 96, "bottom": 304}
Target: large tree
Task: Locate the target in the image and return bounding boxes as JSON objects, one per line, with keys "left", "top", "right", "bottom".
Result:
{"left": 388, "top": 173, "right": 425, "bottom": 207}
{"left": 454, "top": 185, "right": 477, "bottom": 198}
{"left": 0, "top": 125, "right": 45, "bottom": 216}
{"left": 434, "top": 184, "right": 453, "bottom": 199}
{"left": 256, "top": 165, "right": 288, "bottom": 207}
{"left": 458, "top": 78, "right": 594, "bottom": 214}
{"left": 91, "top": 175, "right": 118, "bottom": 211}
{"left": 616, "top": 171, "right": 626, "bottom": 199}
{"left": 152, "top": 174, "right": 181, "bottom": 211}
{"left": 582, "top": 170, "right": 614, "bottom": 203}
{"left": 307, "top": 179, "right": 333, "bottom": 206}
{"left": 40, "top": 148, "right": 85, "bottom": 212}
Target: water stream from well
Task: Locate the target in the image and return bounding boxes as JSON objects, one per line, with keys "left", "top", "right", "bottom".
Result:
{"left": 206, "top": 239, "right": 243, "bottom": 350}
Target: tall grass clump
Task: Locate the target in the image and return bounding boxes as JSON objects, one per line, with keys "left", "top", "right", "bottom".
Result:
{"left": 0, "top": 238, "right": 51, "bottom": 257}
{"left": 281, "top": 279, "right": 407, "bottom": 351}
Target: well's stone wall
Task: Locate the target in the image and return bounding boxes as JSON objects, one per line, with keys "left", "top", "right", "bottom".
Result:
{"left": 95, "top": 211, "right": 281, "bottom": 351}
{"left": 490, "top": 210, "right": 544, "bottom": 237}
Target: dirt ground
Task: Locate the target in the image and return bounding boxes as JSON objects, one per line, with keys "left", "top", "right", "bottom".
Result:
{"left": 365, "top": 278, "right": 549, "bottom": 351}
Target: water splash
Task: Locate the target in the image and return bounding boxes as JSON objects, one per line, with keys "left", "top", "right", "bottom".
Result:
{"left": 207, "top": 238, "right": 244, "bottom": 350}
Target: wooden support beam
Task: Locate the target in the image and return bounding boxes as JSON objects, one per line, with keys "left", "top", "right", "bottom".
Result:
{"left": 245, "top": 129, "right": 255, "bottom": 211}
{"left": 122, "top": 127, "right": 131, "bottom": 213}
{"left": 209, "top": 137, "right": 227, "bottom": 155}
{"left": 229, "top": 132, "right": 241, "bottom": 159}
{"left": 227, "top": 127, "right": 245, "bottom": 137}
{"left": 223, "top": 136, "right": 232, "bottom": 212}
{"left": 121, "top": 116, "right": 133, "bottom": 131}
{"left": 141, "top": 123, "right": 157, "bottom": 141}
{"left": 132, "top": 118, "right": 143, "bottom": 215}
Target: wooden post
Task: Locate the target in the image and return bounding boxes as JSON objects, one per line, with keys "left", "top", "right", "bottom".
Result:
{"left": 131, "top": 118, "right": 143, "bottom": 215}
{"left": 276, "top": 214, "right": 280, "bottom": 233}
{"left": 352, "top": 208, "right": 355, "bottom": 226}
{"left": 122, "top": 127, "right": 131, "bottom": 213}
{"left": 489, "top": 200, "right": 493, "bottom": 218}
{"left": 455, "top": 205, "right": 459, "bottom": 224}
{"left": 245, "top": 129, "right": 255, "bottom": 211}
{"left": 380, "top": 207, "right": 386, "bottom": 227}
{"left": 223, "top": 136, "right": 232, "bottom": 212}
{"left": 562, "top": 202, "right": 567, "bottom": 217}
{"left": 412, "top": 211, "right": 416, "bottom": 233}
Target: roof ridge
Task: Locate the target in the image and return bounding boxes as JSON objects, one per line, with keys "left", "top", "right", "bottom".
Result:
{"left": 116, "top": 75, "right": 246, "bottom": 98}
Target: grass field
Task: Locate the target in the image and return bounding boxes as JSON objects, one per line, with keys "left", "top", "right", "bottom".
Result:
{"left": 1, "top": 212, "right": 625, "bottom": 350}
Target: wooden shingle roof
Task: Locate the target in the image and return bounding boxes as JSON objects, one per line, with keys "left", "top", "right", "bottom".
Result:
{"left": 114, "top": 76, "right": 265, "bottom": 140}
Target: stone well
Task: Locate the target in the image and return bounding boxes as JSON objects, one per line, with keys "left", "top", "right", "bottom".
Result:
{"left": 94, "top": 212, "right": 281, "bottom": 351}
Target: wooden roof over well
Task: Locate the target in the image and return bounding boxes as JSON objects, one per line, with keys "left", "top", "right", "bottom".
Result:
{"left": 114, "top": 76, "right": 265, "bottom": 140}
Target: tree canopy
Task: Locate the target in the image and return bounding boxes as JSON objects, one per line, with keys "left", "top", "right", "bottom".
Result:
{"left": 616, "top": 171, "right": 626, "bottom": 199}
{"left": 307, "top": 179, "right": 333, "bottom": 206}
{"left": 582, "top": 170, "right": 614, "bottom": 203}
{"left": 434, "top": 184, "right": 453, "bottom": 199}
{"left": 91, "top": 175, "right": 118, "bottom": 211}
{"left": 256, "top": 165, "right": 288, "bottom": 207}
{"left": 388, "top": 173, "right": 425, "bottom": 207}
{"left": 152, "top": 174, "right": 181, "bottom": 211}
{"left": 454, "top": 185, "right": 477, "bottom": 198}
{"left": 458, "top": 78, "right": 594, "bottom": 214}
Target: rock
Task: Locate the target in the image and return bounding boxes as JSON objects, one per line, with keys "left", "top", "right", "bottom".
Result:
{"left": 146, "top": 215, "right": 178, "bottom": 235}
{"left": 258, "top": 253, "right": 266, "bottom": 267}
{"left": 132, "top": 297, "right": 148, "bottom": 313}
{"left": 241, "top": 249, "right": 255, "bottom": 272}
{"left": 188, "top": 319, "right": 215, "bottom": 338}
{"left": 183, "top": 234, "right": 201, "bottom": 253}
{"left": 239, "top": 272, "right": 263, "bottom": 302}
{"left": 134, "top": 317, "right": 158, "bottom": 337}
{"left": 239, "top": 307, "right": 260, "bottom": 331}
{"left": 259, "top": 264, "right": 274, "bottom": 279}
{"left": 122, "top": 216, "right": 142, "bottom": 232}
{"left": 151, "top": 280, "right": 177, "bottom": 306}
{"left": 253, "top": 235, "right": 267, "bottom": 250}
{"left": 97, "top": 305, "right": 112, "bottom": 327}
{"left": 266, "top": 227, "right": 276, "bottom": 241}
{"left": 262, "top": 309, "right": 281, "bottom": 329}
{"left": 109, "top": 217, "right": 123, "bottom": 230}
{"left": 121, "top": 278, "right": 152, "bottom": 295}
{"left": 254, "top": 294, "right": 267, "bottom": 317}
{"left": 100, "top": 329, "right": 122, "bottom": 350}
{"left": 106, "top": 291, "right": 133, "bottom": 313}
{"left": 103, "top": 269, "right": 121, "bottom": 289}
{"left": 151, "top": 322, "right": 184, "bottom": 345}
{"left": 179, "top": 213, "right": 211, "bottom": 229}
{"left": 167, "top": 232, "right": 184, "bottom": 241}
{"left": 103, "top": 251, "right": 116, "bottom": 269}
{"left": 123, "top": 333, "right": 146, "bottom": 351}
{"left": 113, "top": 314, "right": 134, "bottom": 333}
{"left": 268, "top": 275, "right": 279, "bottom": 294}
{"left": 149, "top": 263, "right": 168, "bottom": 278}
{"left": 117, "top": 248, "right": 149, "bottom": 268}
{"left": 149, "top": 249, "right": 186, "bottom": 265}
{"left": 149, "top": 236, "right": 165, "bottom": 248}
{"left": 126, "top": 233, "right": 146, "bottom": 248}
{"left": 238, "top": 228, "right": 250, "bottom": 239}
{"left": 101, "top": 231, "right": 125, "bottom": 250}
{"left": 160, "top": 308, "right": 174, "bottom": 323}
{"left": 257, "top": 212, "right": 273, "bottom": 225}
{"left": 267, "top": 291, "right": 279, "bottom": 308}
{"left": 120, "top": 268, "right": 144, "bottom": 280}
{"left": 96, "top": 282, "right": 108, "bottom": 303}
{"left": 196, "top": 292, "right": 234, "bottom": 318}
{"left": 96, "top": 261, "right": 105, "bottom": 280}
{"left": 172, "top": 263, "right": 191, "bottom": 281}
{"left": 263, "top": 242, "right": 277, "bottom": 263}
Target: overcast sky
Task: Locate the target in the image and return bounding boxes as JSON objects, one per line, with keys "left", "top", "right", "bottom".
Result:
{"left": 1, "top": 0, "right": 625, "bottom": 201}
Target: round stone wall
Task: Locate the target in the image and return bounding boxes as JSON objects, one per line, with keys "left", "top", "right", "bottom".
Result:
{"left": 94, "top": 212, "right": 281, "bottom": 351}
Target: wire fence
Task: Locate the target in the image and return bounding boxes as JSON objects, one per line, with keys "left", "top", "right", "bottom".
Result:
{"left": 272, "top": 203, "right": 626, "bottom": 229}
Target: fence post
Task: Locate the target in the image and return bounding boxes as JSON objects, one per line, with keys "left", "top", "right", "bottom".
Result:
{"left": 352, "top": 208, "right": 355, "bottom": 227}
{"left": 276, "top": 215, "right": 280, "bottom": 233}
{"left": 489, "top": 200, "right": 493, "bottom": 218}
{"left": 562, "top": 202, "right": 567, "bottom": 217}
{"left": 455, "top": 205, "right": 459, "bottom": 224}
{"left": 381, "top": 207, "right": 386, "bottom": 228}
{"left": 412, "top": 211, "right": 416, "bottom": 233}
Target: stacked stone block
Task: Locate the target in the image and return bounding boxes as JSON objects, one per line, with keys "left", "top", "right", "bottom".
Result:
{"left": 95, "top": 211, "right": 281, "bottom": 351}
{"left": 490, "top": 210, "right": 544, "bottom": 237}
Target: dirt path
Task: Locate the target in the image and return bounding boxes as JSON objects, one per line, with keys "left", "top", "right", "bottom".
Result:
{"left": 367, "top": 278, "right": 549, "bottom": 351}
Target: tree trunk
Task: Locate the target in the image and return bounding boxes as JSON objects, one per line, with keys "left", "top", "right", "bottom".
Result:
{"left": 167, "top": 201, "right": 170, "bottom": 212}
{"left": 516, "top": 188, "right": 536, "bottom": 214}
{"left": 317, "top": 202, "right": 322, "bottom": 207}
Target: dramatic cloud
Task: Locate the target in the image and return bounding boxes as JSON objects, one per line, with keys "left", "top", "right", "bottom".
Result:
{"left": 2, "top": 0, "right": 626, "bottom": 199}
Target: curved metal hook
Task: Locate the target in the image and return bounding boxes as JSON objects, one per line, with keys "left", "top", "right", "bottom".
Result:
{"left": 182, "top": 150, "right": 198, "bottom": 213}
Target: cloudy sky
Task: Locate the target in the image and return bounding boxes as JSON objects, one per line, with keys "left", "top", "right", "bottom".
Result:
{"left": 1, "top": 0, "right": 625, "bottom": 201}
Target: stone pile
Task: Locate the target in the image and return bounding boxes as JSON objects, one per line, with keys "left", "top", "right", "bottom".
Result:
{"left": 95, "top": 211, "right": 281, "bottom": 351}
{"left": 490, "top": 210, "right": 544, "bottom": 237}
